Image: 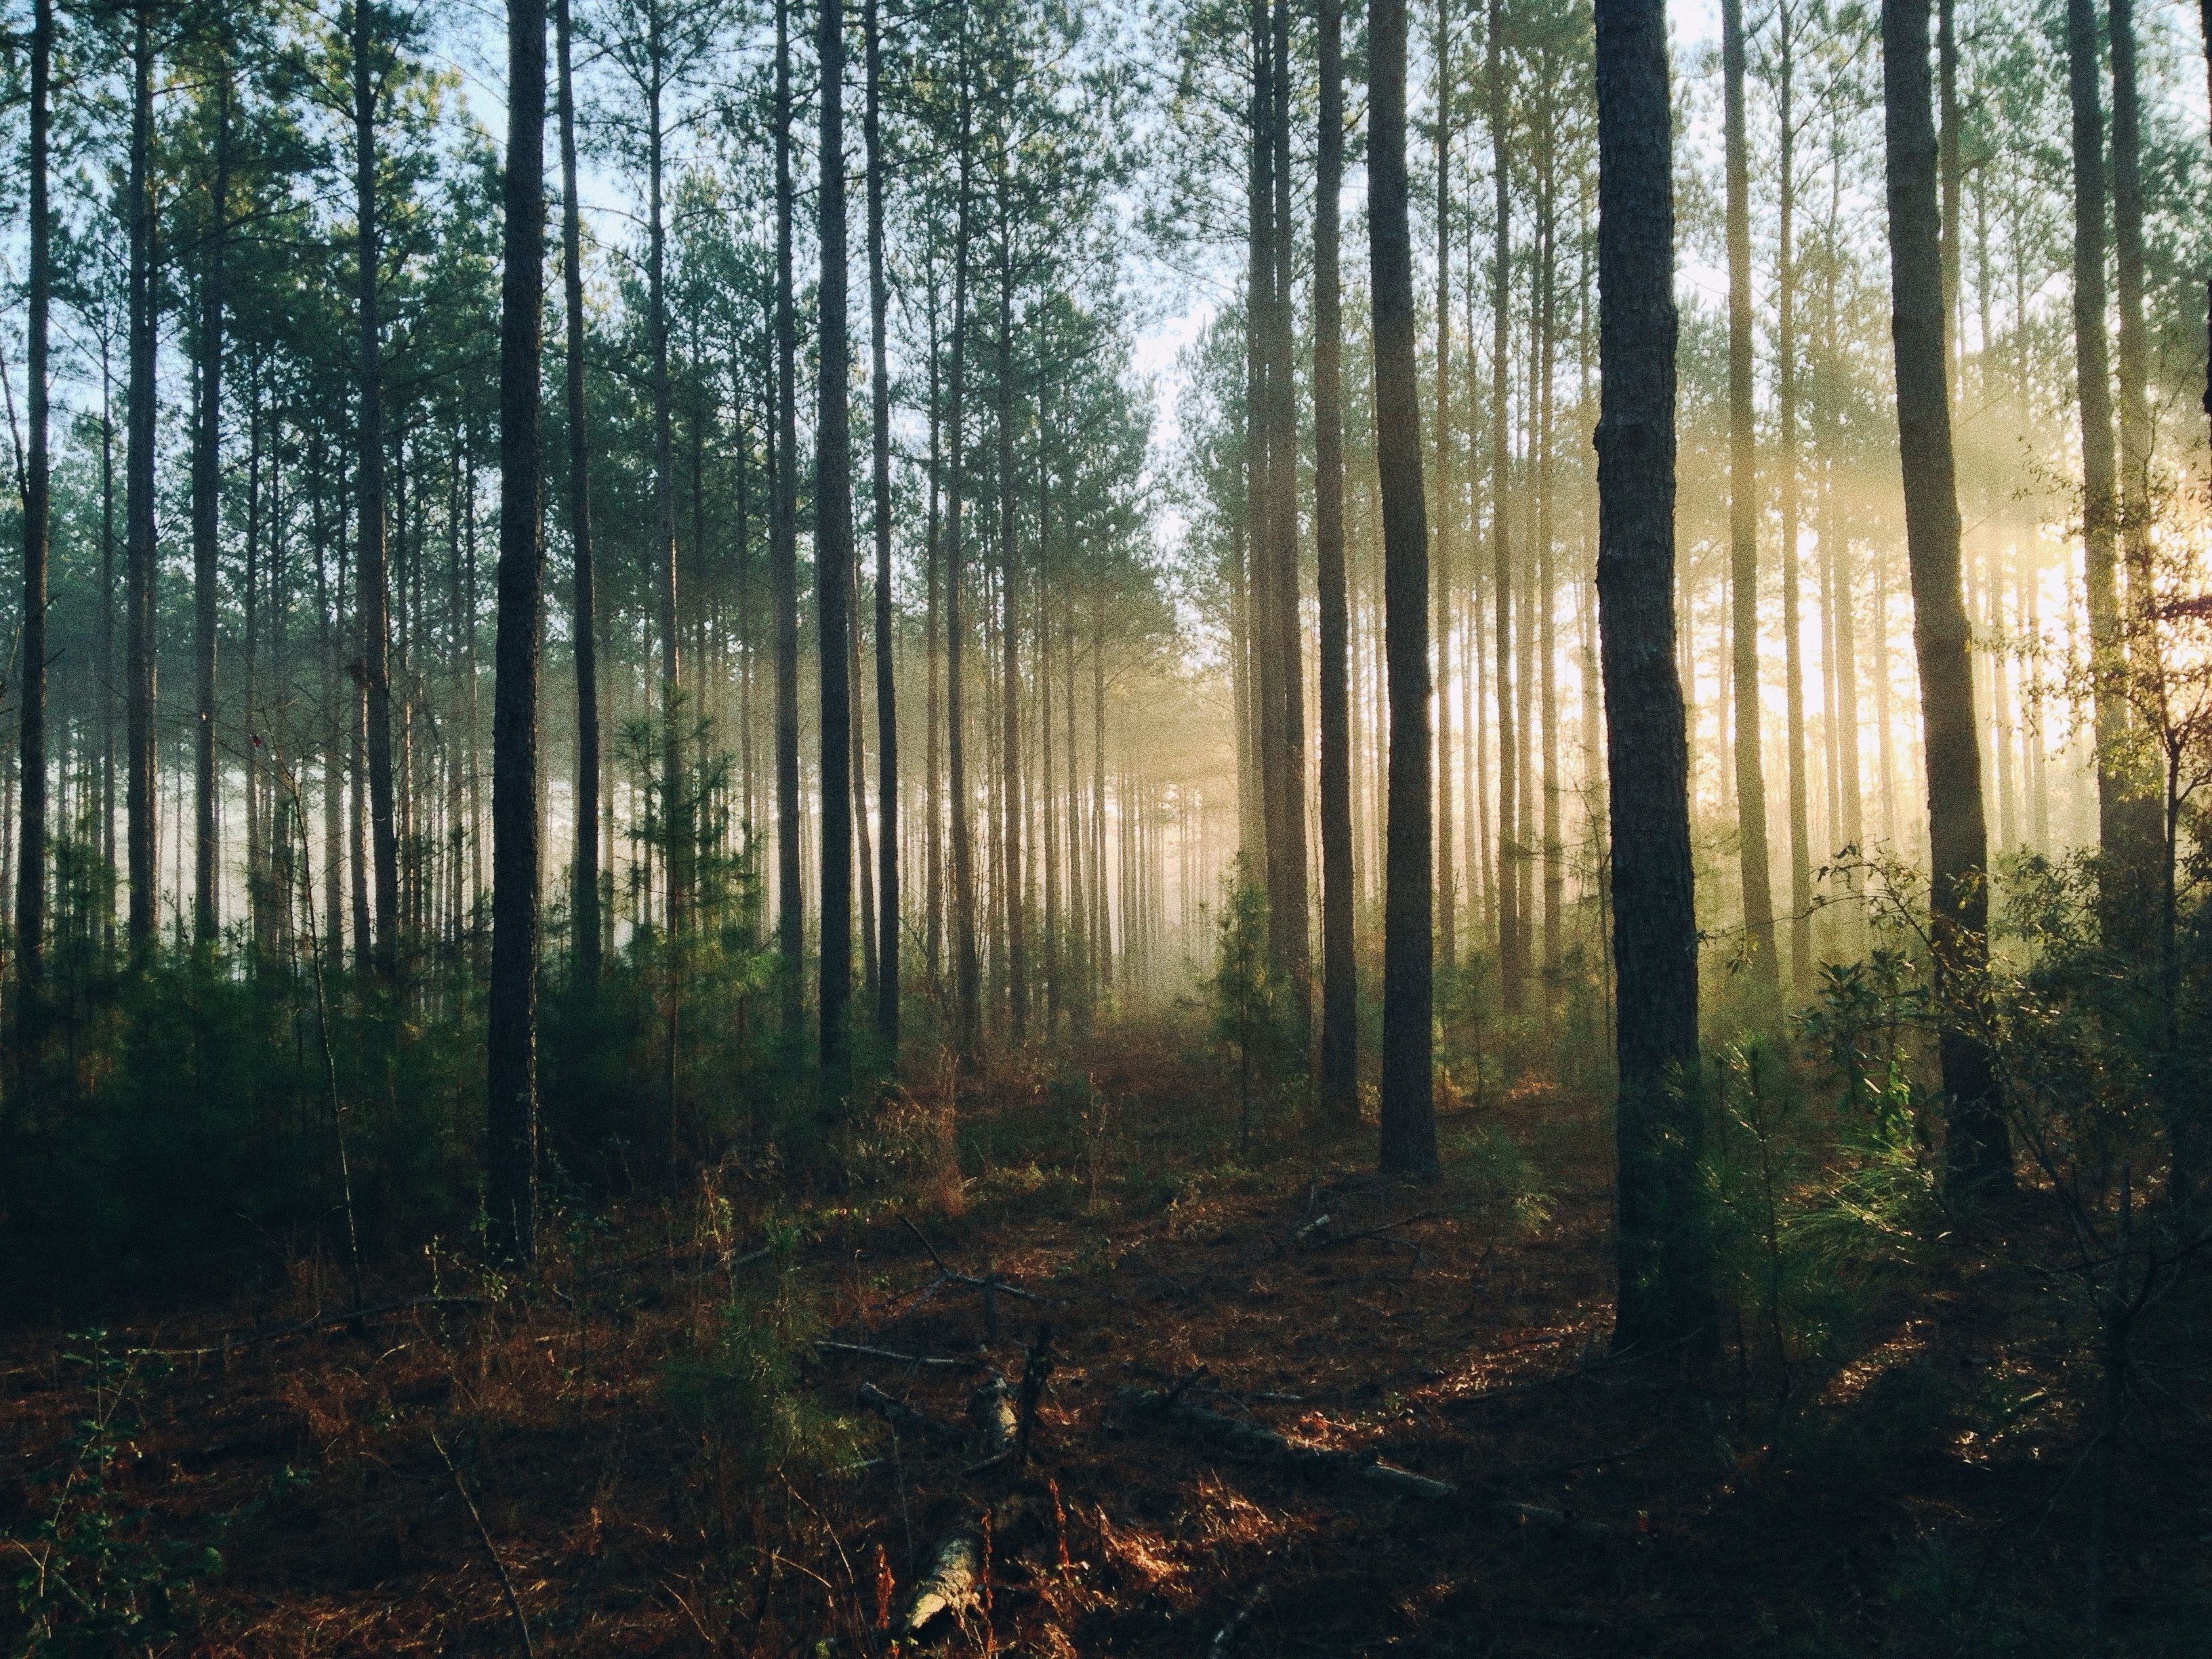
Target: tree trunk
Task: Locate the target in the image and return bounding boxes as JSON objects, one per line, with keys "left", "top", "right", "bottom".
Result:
{"left": 774, "top": 0, "right": 804, "bottom": 1025}
{"left": 1433, "top": 0, "right": 1456, "bottom": 974}
{"left": 356, "top": 0, "right": 401, "bottom": 977}
{"left": 17, "top": 0, "right": 51, "bottom": 985}
{"left": 865, "top": 0, "right": 899, "bottom": 1054}
{"left": 947, "top": 35, "right": 983, "bottom": 1063}
{"left": 1315, "top": 0, "right": 1357, "bottom": 1123}
{"left": 1882, "top": 0, "right": 2011, "bottom": 1194}
{"left": 1595, "top": 0, "right": 1712, "bottom": 1353}
{"left": 489, "top": 0, "right": 548, "bottom": 1265}
{"left": 193, "top": 68, "right": 233, "bottom": 947}
{"left": 127, "top": 5, "right": 159, "bottom": 957}
{"left": 2066, "top": 0, "right": 2138, "bottom": 937}
{"left": 1370, "top": 0, "right": 1437, "bottom": 1177}
{"left": 1488, "top": 0, "right": 1521, "bottom": 1014}
{"left": 1268, "top": 0, "right": 1311, "bottom": 1035}
{"left": 1776, "top": 5, "right": 1812, "bottom": 998}
{"left": 996, "top": 188, "right": 1025, "bottom": 1047}
{"left": 818, "top": 0, "right": 854, "bottom": 1105}
{"left": 1722, "top": 0, "right": 1778, "bottom": 1004}
{"left": 558, "top": 0, "right": 600, "bottom": 987}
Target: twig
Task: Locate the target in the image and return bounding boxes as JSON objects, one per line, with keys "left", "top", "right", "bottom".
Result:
{"left": 430, "top": 1431, "right": 535, "bottom": 1658}
{"left": 899, "top": 1217, "right": 1059, "bottom": 1304}
{"left": 1303, "top": 1208, "right": 1452, "bottom": 1252}
{"left": 816, "top": 1340, "right": 985, "bottom": 1371}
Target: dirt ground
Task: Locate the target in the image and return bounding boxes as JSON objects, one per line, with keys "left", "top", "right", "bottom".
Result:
{"left": 3, "top": 1023, "right": 2207, "bottom": 1656}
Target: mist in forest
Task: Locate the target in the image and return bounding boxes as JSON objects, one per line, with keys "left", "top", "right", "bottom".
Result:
{"left": 1, "top": 0, "right": 2210, "bottom": 1647}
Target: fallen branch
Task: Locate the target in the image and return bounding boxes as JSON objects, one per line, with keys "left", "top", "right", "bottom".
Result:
{"left": 857, "top": 1381, "right": 966, "bottom": 1448}
{"left": 815, "top": 1340, "right": 985, "bottom": 1372}
{"left": 430, "top": 1431, "right": 535, "bottom": 1657}
{"left": 900, "top": 1218, "right": 1058, "bottom": 1305}
{"left": 1300, "top": 1208, "right": 1450, "bottom": 1252}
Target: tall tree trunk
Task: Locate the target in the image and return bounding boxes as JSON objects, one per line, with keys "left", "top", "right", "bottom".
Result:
{"left": 1433, "top": 0, "right": 1456, "bottom": 972}
{"left": 1777, "top": 5, "right": 1812, "bottom": 997}
{"left": 1722, "top": 0, "right": 1779, "bottom": 1004}
{"left": 489, "top": 0, "right": 547, "bottom": 1265}
{"left": 193, "top": 68, "right": 232, "bottom": 947}
{"left": 1246, "top": 0, "right": 1282, "bottom": 931}
{"left": 774, "top": 0, "right": 804, "bottom": 1025}
{"left": 1268, "top": 0, "right": 1311, "bottom": 1034}
{"left": 646, "top": 12, "right": 684, "bottom": 992}
{"left": 1488, "top": 0, "right": 1521, "bottom": 1013}
{"left": 1315, "top": 0, "right": 1357, "bottom": 1123}
{"left": 2110, "top": 0, "right": 2159, "bottom": 893}
{"left": 865, "top": 0, "right": 899, "bottom": 1054}
{"left": 1882, "top": 0, "right": 2011, "bottom": 1194}
{"left": 1595, "top": 0, "right": 1712, "bottom": 1353}
{"left": 1371, "top": 0, "right": 1437, "bottom": 1177}
{"left": 356, "top": 0, "right": 401, "bottom": 977}
{"left": 126, "top": 5, "right": 158, "bottom": 956}
{"left": 557, "top": 0, "right": 601, "bottom": 987}
{"left": 947, "top": 38, "right": 983, "bottom": 1063}
{"left": 17, "top": 0, "right": 51, "bottom": 985}
{"left": 924, "top": 266, "right": 944, "bottom": 985}
{"left": 817, "top": 0, "right": 853, "bottom": 1104}
{"left": 2067, "top": 0, "right": 2137, "bottom": 935}
{"left": 1536, "top": 99, "right": 1562, "bottom": 990}
{"left": 995, "top": 187, "right": 1025, "bottom": 1046}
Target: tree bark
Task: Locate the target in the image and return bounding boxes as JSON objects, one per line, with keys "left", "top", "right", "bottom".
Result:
{"left": 1722, "top": 0, "right": 1778, "bottom": 1004}
{"left": 1370, "top": 0, "right": 1437, "bottom": 1177}
{"left": 17, "top": 0, "right": 51, "bottom": 985}
{"left": 817, "top": 0, "right": 855, "bottom": 1105}
{"left": 1595, "top": 0, "right": 1712, "bottom": 1353}
{"left": 1776, "top": 4, "right": 1811, "bottom": 997}
{"left": 1882, "top": 0, "right": 2011, "bottom": 1194}
{"left": 995, "top": 182, "right": 1025, "bottom": 1046}
{"left": 865, "top": 0, "right": 899, "bottom": 1054}
{"left": 1488, "top": 0, "right": 1521, "bottom": 1013}
{"left": 774, "top": 0, "right": 804, "bottom": 1025}
{"left": 127, "top": 4, "right": 159, "bottom": 957}
{"left": 356, "top": 0, "right": 401, "bottom": 977}
{"left": 2066, "top": 0, "right": 2137, "bottom": 938}
{"left": 489, "top": 0, "right": 548, "bottom": 1265}
{"left": 947, "top": 33, "right": 983, "bottom": 1063}
{"left": 556, "top": 0, "right": 601, "bottom": 987}
{"left": 193, "top": 67, "right": 233, "bottom": 947}
{"left": 1433, "top": 0, "right": 1456, "bottom": 973}
{"left": 1315, "top": 0, "right": 1357, "bottom": 1124}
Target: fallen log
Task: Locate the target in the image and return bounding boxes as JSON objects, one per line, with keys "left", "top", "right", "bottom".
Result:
{"left": 898, "top": 1529, "right": 983, "bottom": 1636}
{"left": 968, "top": 1373, "right": 1019, "bottom": 1460}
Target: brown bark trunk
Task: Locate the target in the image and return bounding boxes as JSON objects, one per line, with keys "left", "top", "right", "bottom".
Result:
{"left": 1595, "top": 0, "right": 1712, "bottom": 1352}
{"left": 1883, "top": 0, "right": 2010, "bottom": 1193}
{"left": 1371, "top": 0, "right": 1436, "bottom": 1176}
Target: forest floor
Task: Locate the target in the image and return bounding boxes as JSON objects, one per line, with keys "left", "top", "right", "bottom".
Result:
{"left": 3, "top": 1018, "right": 2209, "bottom": 1656}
